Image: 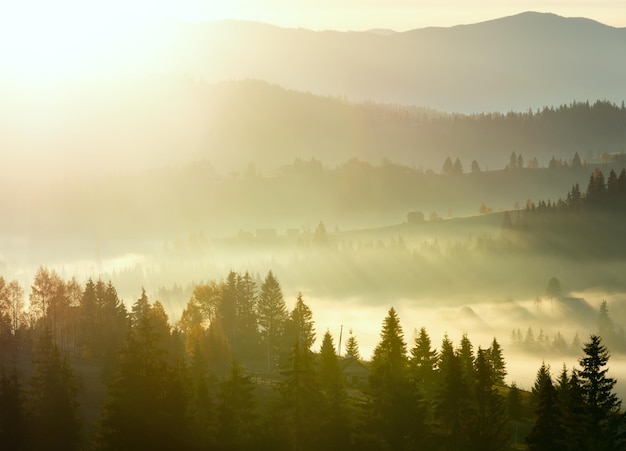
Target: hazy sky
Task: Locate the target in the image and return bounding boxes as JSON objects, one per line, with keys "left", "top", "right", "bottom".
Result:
{"left": 1, "top": 1, "right": 625, "bottom": 81}
{"left": 2, "top": 1, "right": 625, "bottom": 31}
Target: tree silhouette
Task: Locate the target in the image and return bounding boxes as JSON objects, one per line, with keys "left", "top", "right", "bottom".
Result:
{"left": 488, "top": 338, "right": 507, "bottom": 385}
{"left": 468, "top": 347, "right": 509, "bottom": 451}
{"left": 257, "top": 271, "right": 288, "bottom": 372}
{"left": 527, "top": 362, "right": 564, "bottom": 450}
{"left": 576, "top": 335, "right": 625, "bottom": 449}
{"left": 317, "top": 331, "right": 350, "bottom": 449}
{"left": 410, "top": 327, "right": 438, "bottom": 395}
{"left": 369, "top": 307, "right": 429, "bottom": 449}
{"left": 287, "top": 293, "right": 316, "bottom": 352}
{"left": 344, "top": 329, "right": 360, "bottom": 359}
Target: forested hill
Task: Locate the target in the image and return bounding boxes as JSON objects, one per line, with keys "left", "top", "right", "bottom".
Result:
{"left": 506, "top": 166, "right": 626, "bottom": 258}
{"left": 129, "top": 12, "right": 626, "bottom": 112}
{"left": 2, "top": 78, "right": 626, "bottom": 178}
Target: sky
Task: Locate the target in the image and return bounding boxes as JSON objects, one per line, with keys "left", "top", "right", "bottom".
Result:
{"left": 1, "top": 1, "right": 625, "bottom": 82}
{"left": 2, "top": 0, "right": 625, "bottom": 32}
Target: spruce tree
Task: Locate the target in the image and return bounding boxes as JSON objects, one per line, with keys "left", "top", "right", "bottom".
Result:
{"left": 527, "top": 363, "right": 565, "bottom": 451}
{"left": 410, "top": 327, "right": 438, "bottom": 395}
{"left": 469, "top": 348, "right": 509, "bottom": 451}
{"left": 344, "top": 329, "right": 360, "bottom": 360}
{"left": 257, "top": 271, "right": 288, "bottom": 372}
{"left": 576, "top": 334, "right": 625, "bottom": 450}
{"left": 488, "top": 337, "right": 507, "bottom": 385}
{"left": 436, "top": 334, "right": 471, "bottom": 448}
{"left": 369, "top": 308, "right": 428, "bottom": 449}
{"left": 317, "top": 331, "right": 350, "bottom": 449}
{"left": 287, "top": 293, "right": 316, "bottom": 352}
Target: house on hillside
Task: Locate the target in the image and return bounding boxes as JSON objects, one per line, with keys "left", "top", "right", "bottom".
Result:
{"left": 340, "top": 356, "right": 368, "bottom": 387}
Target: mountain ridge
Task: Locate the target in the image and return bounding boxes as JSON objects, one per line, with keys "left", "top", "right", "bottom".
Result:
{"left": 157, "top": 11, "right": 626, "bottom": 113}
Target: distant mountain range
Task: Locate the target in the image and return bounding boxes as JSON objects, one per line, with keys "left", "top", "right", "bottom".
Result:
{"left": 155, "top": 11, "right": 626, "bottom": 112}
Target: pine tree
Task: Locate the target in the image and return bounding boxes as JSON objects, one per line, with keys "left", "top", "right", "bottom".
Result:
{"left": 344, "top": 329, "right": 360, "bottom": 360}
{"left": 556, "top": 367, "right": 589, "bottom": 451}
{"left": 442, "top": 156, "right": 454, "bottom": 175}
{"left": 468, "top": 347, "right": 509, "bottom": 451}
{"left": 410, "top": 327, "right": 438, "bottom": 395}
{"left": 453, "top": 157, "right": 463, "bottom": 175}
{"left": 257, "top": 271, "right": 288, "bottom": 372}
{"left": 527, "top": 363, "right": 565, "bottom": 451}
{"left": 436, "top": 334, "right": 471, "bottom": 448}
{"left": 317, "top": 331, "right": 350, "bottom": 449}
{"left": 457, "top": 333, "right": 475, "bottom": 385}
{"left": 488, "top": 337, "right": 507, "bottom": 385}
{"left": 236, "top": 272, "right": 259, "bottom": 360}
{"left": 287, "top": 293, "right": 316, "bottom": 352}
{"left": 576, "top": 334, "right": 625, "bottom": 449}
{"left": 219, "top": 271, "right": 239, "bottom": 352}
{"left": 369, "top": 308, "right": 429, "bottom": 449}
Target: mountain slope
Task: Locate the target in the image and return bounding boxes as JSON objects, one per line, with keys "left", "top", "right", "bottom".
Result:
{"left": 159, "top": 12, "right": 626, "bottom": 112}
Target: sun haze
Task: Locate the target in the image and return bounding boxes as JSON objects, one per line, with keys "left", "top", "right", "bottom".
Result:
{"left": 2, "top": 1, "right": 625, "bottom": 82}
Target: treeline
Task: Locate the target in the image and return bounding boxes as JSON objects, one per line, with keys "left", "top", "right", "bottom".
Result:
{"left": 1, "top": 269, "right": 625, "bottom": 449}
{"left": 425, "top": 100, "right": 626, "bottom": 165}
{"left": 506, "top": 166, "right": 626, "bottom": 257}
{"left": 511, "top": 299, "right": 626, "bottom": 357}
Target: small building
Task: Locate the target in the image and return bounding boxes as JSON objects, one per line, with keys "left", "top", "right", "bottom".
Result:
{"left": 407, "top": 211, "right": 424, "bottom": 224}
{"left": 340, "top": 356, "right": 369, "bottom": 387}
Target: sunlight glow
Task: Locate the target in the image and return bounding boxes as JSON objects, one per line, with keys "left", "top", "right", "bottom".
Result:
{"left": 2, "top": 1, "right": 624, "bottom": 82}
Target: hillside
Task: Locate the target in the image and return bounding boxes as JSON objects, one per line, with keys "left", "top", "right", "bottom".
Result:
{"left": 2, "top": 78, "right": 626, "bottom": 181}
{"left": 159, "top": 12, "right": 626, "bottom": 112}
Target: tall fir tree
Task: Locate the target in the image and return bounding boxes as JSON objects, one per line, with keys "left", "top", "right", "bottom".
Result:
{"left": 576, "top": 335, "right": 625, "bottom": 450}
{"left": 527, "top": 363, "right": 565, "bottom": 451}
{"left": 344, "top": 329, "right": 361, "bottom": 360}
{"left": 369, "top": 308, "right": 429, "bottom": 450}
{"left": 410, "top": 326, "right": 438, "bottom": 396}
{"left": 468, "top": 347, "right": 509, "bottom": 451}
{"left": 257, "top": 271, "right": 288, "bottom": 372}
{"left": 287, "top": 293, "right": 316, "bottom": 352}
{"left": 317, "top": 331, "right": 350, "bottom": 449}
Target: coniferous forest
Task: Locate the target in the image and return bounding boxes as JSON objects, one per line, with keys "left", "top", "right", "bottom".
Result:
{"left": 1, "top": 265, "right": 625, "bottom": 450}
